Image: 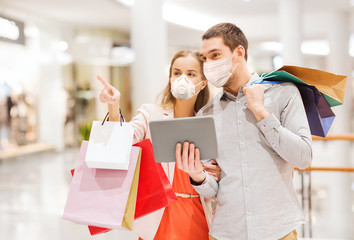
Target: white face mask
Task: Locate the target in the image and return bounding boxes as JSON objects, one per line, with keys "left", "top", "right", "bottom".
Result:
{"left": 170, "top": 75, "right": 203, "bottom": 100}
{"left": 203, "top": 50, "right": 238, "bottom": 88}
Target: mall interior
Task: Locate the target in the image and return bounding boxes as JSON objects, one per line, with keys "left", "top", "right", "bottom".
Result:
{"left": 0, "top": 0, "right": 353, "bottom": 239}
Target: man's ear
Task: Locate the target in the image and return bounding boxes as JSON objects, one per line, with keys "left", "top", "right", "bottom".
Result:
{"left": 236, "top": 45, "right": 245, "bottom": 58}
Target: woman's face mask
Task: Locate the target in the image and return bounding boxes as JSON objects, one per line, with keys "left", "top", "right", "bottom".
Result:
{"left": 171, "top": 75, "right": 203, "bottom": 100}
{"left": 203, "top": 50, "right": 238, "bottom": 88}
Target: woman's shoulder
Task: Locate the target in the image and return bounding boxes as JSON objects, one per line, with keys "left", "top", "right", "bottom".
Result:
{"left": 138, "top": 103, "right": 164, "bottom": 113}
{"left": 137, "top": 103, "right": 173, "bottom": 118}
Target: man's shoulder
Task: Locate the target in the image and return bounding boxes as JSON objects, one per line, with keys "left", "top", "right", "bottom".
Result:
{"left": 197, "top": 94, "right": 220, "bottom": 116}
{"left": 268, "top": 82, "right": 300, "bottom": 96}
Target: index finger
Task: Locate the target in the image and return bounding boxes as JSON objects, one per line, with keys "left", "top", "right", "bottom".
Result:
{"left": 97, "top": 75, "right": 113, "bottom": 90}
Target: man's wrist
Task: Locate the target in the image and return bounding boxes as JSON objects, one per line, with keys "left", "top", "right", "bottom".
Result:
{"left": 251, "top": 105, "right": 270, "bottom": 122}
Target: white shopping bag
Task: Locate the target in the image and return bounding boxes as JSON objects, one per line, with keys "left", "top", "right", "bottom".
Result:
{"left": 85, "top": 121, "right": 134, "bottom": 170}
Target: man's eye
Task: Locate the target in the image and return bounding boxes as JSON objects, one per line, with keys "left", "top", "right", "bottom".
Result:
{"left": 213, "top": 53, "right": 219, "bottom": 58}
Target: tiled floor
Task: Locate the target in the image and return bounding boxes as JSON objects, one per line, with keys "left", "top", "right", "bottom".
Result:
{"left": 0, "top": 148, "right": 138, "bottom": 240}
{"left": 0, "top": 148, "right": 352, "bottom": 240}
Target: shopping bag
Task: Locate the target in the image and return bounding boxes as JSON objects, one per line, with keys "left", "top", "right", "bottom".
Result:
{"left": 297, "top": 85, "right": 335, "bottom": 137}
{"left": 133, "top": 139, "right": 178, "bottom": 219}
{"left": 253, "top": 79, "right": 336, "bottom": 137}
{"left": 85, "top": 121, "right": 134, "bottom": 169}
{"left": 63, "top": 141, "right": 140, "bottom": 229}
{"left": 70, "top": 169, "right": 113, "bottom": 235}
{"left": 260, "top": 65, "right": 347, "bottom": 107}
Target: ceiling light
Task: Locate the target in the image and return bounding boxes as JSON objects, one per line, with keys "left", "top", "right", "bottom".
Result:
{"left": 114, "top": 0, "right": 220, "bottom": 31}
{"left": 57, "top": 41, "right": 69, "bottom": 52}
{"left": 260, "top": 42, "right": 283, "bottom": 52}
{"left": 301, "top": 40, "right": 330, "bottom": 55}
{"left": 115, "top": 0, "right": 134, "bottom": 7}
{"left": 163, "top": 3, "right": 220, "bottom": 31}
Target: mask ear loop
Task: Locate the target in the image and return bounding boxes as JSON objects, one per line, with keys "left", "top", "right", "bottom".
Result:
{"left": 194, "top": 80, "right": 206, "bottom": 95}
{"left": 229, "top": 48, "right": 239, "bottom": 76}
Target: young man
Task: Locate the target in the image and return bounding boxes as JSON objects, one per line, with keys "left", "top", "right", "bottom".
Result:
{"left": 176, "top": 23, "right": 312, "bottom": 240}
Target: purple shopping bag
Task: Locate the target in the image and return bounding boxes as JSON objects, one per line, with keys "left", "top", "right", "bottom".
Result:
{"left": 63, "top": 141, "right": 140, "bottom": 229}
{"left": 297, "top": 85, "right": 335, "bottom": 137}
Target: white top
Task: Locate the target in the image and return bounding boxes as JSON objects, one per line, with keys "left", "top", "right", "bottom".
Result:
{"left": 130, "top": 104, "right": 213, "bottom": 240}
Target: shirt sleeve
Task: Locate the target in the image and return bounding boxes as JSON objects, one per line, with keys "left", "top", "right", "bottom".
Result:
{"left": 131, "top": 104, "right": 151, "bottom": 144}
{"left": 257, "top": 84, "right": 312, "bottom": 169}
{"left": 190, "top": 171, "right": 219, "bottom": 198}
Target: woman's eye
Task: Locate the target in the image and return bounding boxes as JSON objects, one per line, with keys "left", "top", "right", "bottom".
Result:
{"left": 188, "top": 73, "right": 196, "bottom": 77}
{"left": 174, "top": 72, "right": 180, "bottom": 76}
{"left": 212, "top": 53, "right": 219, "bottom": 58}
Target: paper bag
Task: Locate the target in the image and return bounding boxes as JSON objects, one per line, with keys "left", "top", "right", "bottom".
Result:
{"left": 297, "top": 85, "right": 335, "bottom": 137}
{"left": 85, "top": 121, "right": 134, "bottom": 169}
{"left": 261, "top": 65, "right": 347, "bottom": 107}
{"left": 133, "top": 139, "right": 178, "bottom": 219}
{"left": 63, "top": 141, "right": 140, "bottom": 229}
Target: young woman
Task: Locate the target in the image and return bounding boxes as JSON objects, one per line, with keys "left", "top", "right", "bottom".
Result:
{"left": 98, "top": 49, "right": 220, "bottom": 240}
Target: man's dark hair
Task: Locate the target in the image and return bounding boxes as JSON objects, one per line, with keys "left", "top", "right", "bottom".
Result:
{"left": 202, "top": 22, "right": 248, "bottom": 60}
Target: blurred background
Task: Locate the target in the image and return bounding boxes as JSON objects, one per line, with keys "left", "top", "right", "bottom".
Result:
{"left": 0, "top": 0, "right": 353, "bottom": 239}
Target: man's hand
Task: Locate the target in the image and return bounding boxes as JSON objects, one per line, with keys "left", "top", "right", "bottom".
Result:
{"left": 243, "top": 84, "right": 270, "bottom": 122}
{"left": 175, "top": 142, "right": 206, "bottom": 184}
{"left": 203, "top": 159, "right": 221, "bottom": 182}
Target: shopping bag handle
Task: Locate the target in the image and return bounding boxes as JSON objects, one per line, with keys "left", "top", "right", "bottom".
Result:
{"left": 101, "top": 109, "right": 125, "bottom": 126}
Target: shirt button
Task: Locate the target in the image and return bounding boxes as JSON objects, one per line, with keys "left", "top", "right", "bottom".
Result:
{"left": 247, "top": 210, "right": 251, "bottom": 216}
{"left": 237, "top": 120, "right": 242, "bottom": 125}
{"left": 236, "top": 100, "right": 240, "bottom": 104}
{"left": 244, "top": 186, "right": 249, "bottom": 191}
{"left": 243, "top": 161, "right": 247, "bottom": 167}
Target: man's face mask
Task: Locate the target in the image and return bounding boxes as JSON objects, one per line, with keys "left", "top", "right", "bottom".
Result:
{"left": 171, "top": 75, "right": 203, "bottom": 100}
{"left": 203, "top": 50, "right": 238, "bottom": 88}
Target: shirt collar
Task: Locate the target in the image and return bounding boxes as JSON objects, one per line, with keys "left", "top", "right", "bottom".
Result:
{"left": 220, "top": 73, "right": 261, "bottom": 101}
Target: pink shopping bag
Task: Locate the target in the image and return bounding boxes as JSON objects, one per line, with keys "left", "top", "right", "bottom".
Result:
{"left": 63, "top": 141, "right": 140, "bottom": 229}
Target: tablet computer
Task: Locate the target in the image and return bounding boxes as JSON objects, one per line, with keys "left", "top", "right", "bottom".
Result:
{"left": 149, "top": 116, "right": 218, "bottom": 163}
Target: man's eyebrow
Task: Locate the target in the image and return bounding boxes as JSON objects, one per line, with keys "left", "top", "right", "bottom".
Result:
{"left": 208, "top": 49, "right": 220, "bottom": 54}
{"left": 200, "top": 48, "right": 220, "bottom": 57}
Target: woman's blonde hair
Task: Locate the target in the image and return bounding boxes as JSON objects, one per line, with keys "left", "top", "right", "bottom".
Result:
{"left": 159, "top": 49, "right": 210, "bottom": 113}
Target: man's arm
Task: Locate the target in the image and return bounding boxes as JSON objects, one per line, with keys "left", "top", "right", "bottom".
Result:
{"left": 176, "top": 142, "right": 219, "bottom": 198}
{"left": 244, "top": 83, "right": 312, "bottom": 169}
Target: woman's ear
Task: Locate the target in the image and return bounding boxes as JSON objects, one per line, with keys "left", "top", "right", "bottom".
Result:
{"left": 201, "top": 79, "right": 208, "bottom": 90}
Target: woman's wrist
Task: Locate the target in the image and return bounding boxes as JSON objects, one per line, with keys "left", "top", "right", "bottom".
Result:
{"left": 108, "top": 103, "right": 120, "bottom": 121}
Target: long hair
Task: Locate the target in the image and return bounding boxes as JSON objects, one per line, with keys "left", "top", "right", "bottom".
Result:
{"left": 159, "top": 49, "right": 210, "bottom": 113}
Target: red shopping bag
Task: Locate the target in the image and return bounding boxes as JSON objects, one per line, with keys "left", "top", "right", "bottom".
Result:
{"left": 133, "top": 139, "right": 178, "bottom": 219}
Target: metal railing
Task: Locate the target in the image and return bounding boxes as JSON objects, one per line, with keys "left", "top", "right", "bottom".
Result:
{"left": 294, "top": 134, "right": 354, "bottom": 238}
